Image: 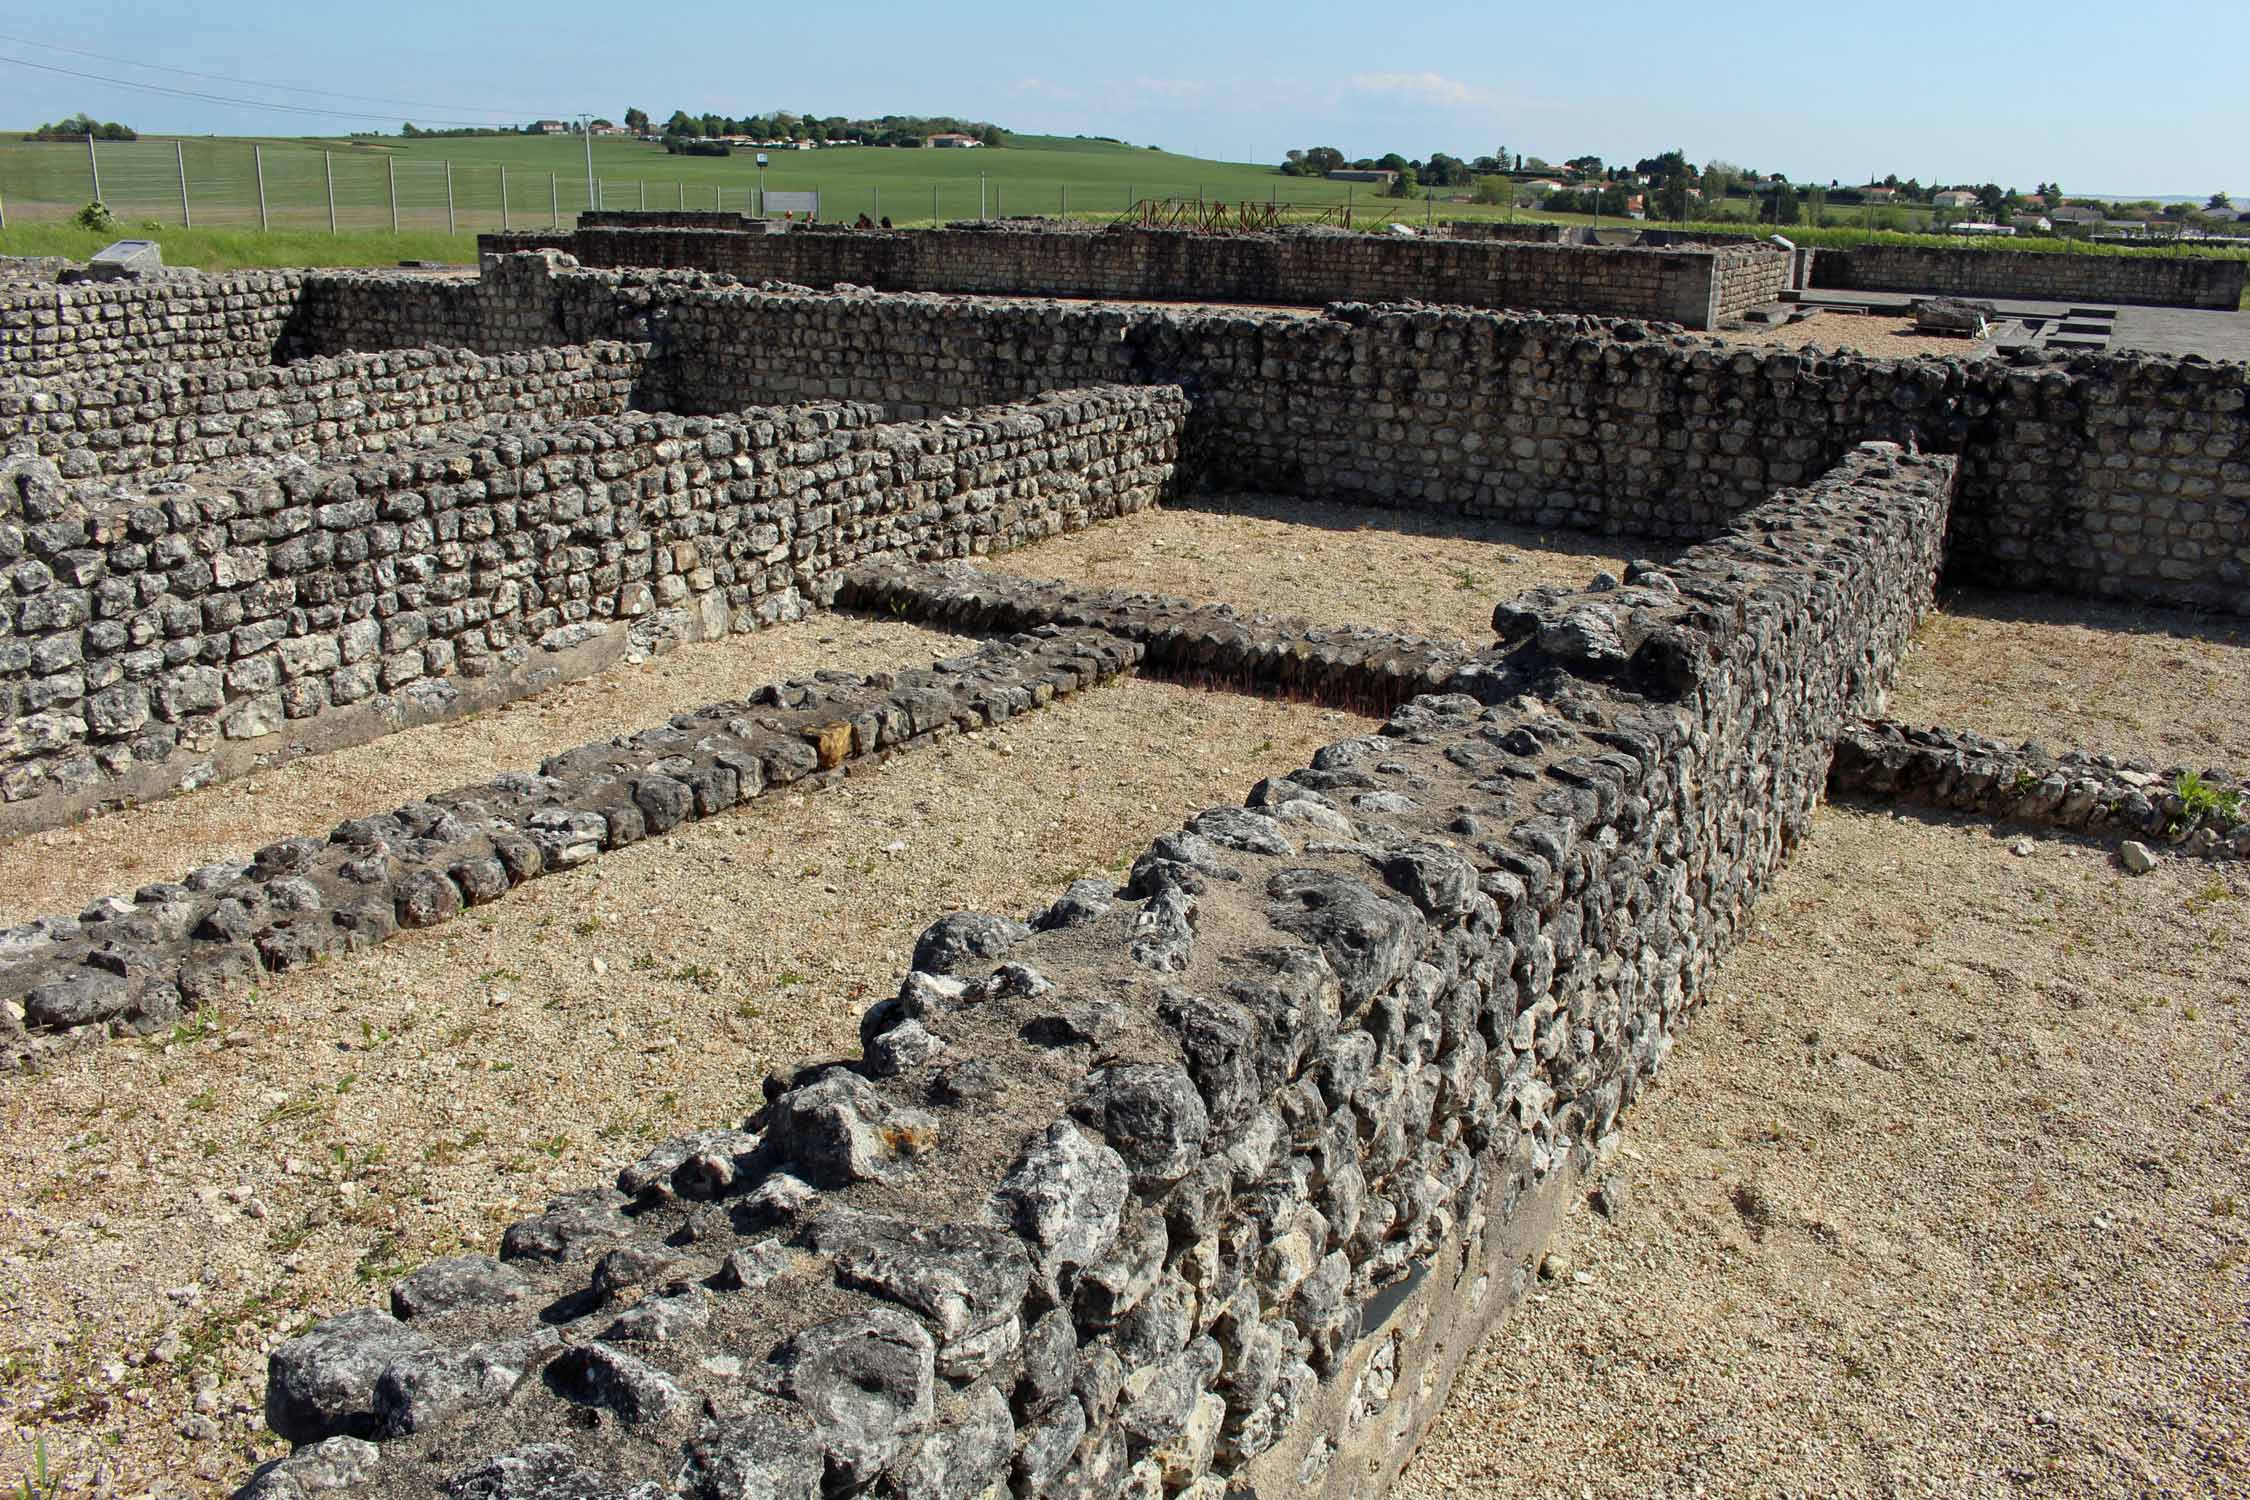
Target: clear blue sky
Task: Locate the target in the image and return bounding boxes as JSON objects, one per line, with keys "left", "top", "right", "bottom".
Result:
{"left": 3, "top": 0, "right": 2244, "bottom": 196}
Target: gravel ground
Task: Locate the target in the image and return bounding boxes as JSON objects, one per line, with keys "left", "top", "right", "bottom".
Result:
{"left": 0, "top": 676, "right": 1374, "bottom": 1497}
{"left": 1401, "top": 805, "right": 2247, "bottom": 1500}
{"left": 982, "top": 495, "right": 1649, "bottom": 642}
{"left": 1892, "top": 589, "right": 2250, "bottom": 771}
{"left": 1708, "top": 310, "right": 1995, "bottom": 361}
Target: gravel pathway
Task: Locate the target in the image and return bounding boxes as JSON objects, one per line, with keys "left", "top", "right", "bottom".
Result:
{"left": 1401, "top": 805, "right": 2248, "bottom": 1500}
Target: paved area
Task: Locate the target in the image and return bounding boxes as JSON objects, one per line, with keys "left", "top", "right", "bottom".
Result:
{"left": 1787, "top": 289, "right": 2250, "bottom": 360}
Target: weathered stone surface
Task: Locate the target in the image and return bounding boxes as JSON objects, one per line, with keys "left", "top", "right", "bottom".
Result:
{"left": 265, "top": 1309, "right": 434, "bottom": 1442}
{"left": 764, "top": 1308, "right": 936, "bottom": 1489}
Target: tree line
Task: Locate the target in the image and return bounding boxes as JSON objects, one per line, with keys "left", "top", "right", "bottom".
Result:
{"left": 24, "top": 113, "right": 136, "bottom": 142}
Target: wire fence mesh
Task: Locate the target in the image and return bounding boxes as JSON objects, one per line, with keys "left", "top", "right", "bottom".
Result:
{"left": 0, "top": 138, "right": 1356, "bottom": 235}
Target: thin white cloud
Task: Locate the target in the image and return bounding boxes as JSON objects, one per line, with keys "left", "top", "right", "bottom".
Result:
{"left": 1134, "top": 77, "right": 1206, "bottom": 101}
{"left": 1348, "top": 71, "right": 1489, "bottom": 108}
{"left": 1014, "top": 76, "right": 1080, "bottom": 102}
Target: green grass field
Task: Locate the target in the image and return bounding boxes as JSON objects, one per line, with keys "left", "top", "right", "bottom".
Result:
{"left": 0, "top": 131, "right": 1388, "bottom": 233}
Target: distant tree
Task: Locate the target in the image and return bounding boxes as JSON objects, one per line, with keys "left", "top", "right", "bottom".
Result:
{"left": 1386, "top": 166, "right": 1419, "bottom": 199}
{"left": 624, "top": 107, "right": 649, "bottom": 133}
{"left": 1423, "top": 152, "right": 1468, "bottom": 187}
{"left": 1303, "top": 146, "right": 1346, "bottom": 175}
{"left": 1563, "top": 154, "right": 1603, "bottom": 180}
{"left": 29, "top": 112, "right": 135, "bottom": 141}
{"left": 1522, "top": 155, "right": 1549, "bottom": 171}
{"left": 665, "top": 110, "right": 699, "bottom": 136}
{"left": 1472, "top": 175, "right": 1514, "bottom": 205}
{"left": 1975, "top": 182, "right": 2005, "bottom": 216}
{"left": 2208, "top": 190, "right": 2233, "bottom": 210}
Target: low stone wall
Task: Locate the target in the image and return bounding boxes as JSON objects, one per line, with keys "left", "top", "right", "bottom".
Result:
{"left": 0, "top": 383, "right": 1184, "bottom": 834}
{"left": 580, "top": 210, "right": 761, "bottom": 231}
{"left": 1830, "top": 718, "right": 2250, "bottom": 858}
{"left": 1439, "top": 222, "right": 1567, "bottom": 244}
{"left": 472, "top": 225, "right": 1788, "bottom": 329}
{"left": 1808, "top": 244, "right": 2248, "bottom": 309}
{"left": 837, "top": 560, "right": 1473, "bottom": 714}
{"left": 231, "top": 442, "right": 1956, "bottom": 1500}
{"left": 0, "top": 268, "right": 310, "bottom": 379}
{"left": 1, "top": 341, "right": 653, "bottom": 479}
{"left": 0, "top": 627, "right": 1146, "bottom": 1069}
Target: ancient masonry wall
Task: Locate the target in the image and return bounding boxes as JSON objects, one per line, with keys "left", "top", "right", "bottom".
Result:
{"left": 231, "top": 442, "right": 1957, "bottom": 1500}
{"left": 473, "top": 225, "right": 1790, "bottom": 330}
{"left": 599, "top": 277, "right": 2245, "bottom": 615}
{"left": 74, "top": 259, "right": 2248, "bottom": 614}
{"left": 0, "top": 269, "right": 311, "bottom": 379}
{"left": 1808, "top": 244, "right": 2248, "bottom": 310}
{"left": 2, "top": 342, "right": 653, "bottom": 479}
{"left": 0, "top": 384, "right": 1184, "bottom": 834}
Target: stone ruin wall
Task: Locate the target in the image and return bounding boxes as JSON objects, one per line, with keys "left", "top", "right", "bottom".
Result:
{"left": 0, "top": 384, "right": 1184, "bottom": 834}
{"left": 599, "top": 274, "right": 2244, "bottom": 614}
{"left": 1, "top": 256, "right": 2241, "bottom": 836}
{"left": 1808, "top": 243, "right": 2248, "bottom": 309}
{"left": 0, "top": 268, "right": 312, "bottom": 380}
{"left": 228, "top": 441, "right": 1958, "bottom": 1500}
{"left": 3, "top": 342, "right": 654, "bottom": 479}
{"left": 475, "top": 225, "right": 1787, "bottom": 331}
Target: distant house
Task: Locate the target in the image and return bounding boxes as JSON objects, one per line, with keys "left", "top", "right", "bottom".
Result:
{"left": 1326, "top": 168, "right": 1398, "bottom": 184}
{"left": 1862, "top": 186, "right": 1900, "bottom": 201}
{"left": 2048, "top": 205, "right": 2104, "bottom": 226}
{"left": 1523, "top": 179, "right": 1564, "bottom": 193}
{"left": 927, "top": 132, "right": 983, "bottom": 148}
{"left": 1933, "top": 189, "right": 1980, "bottom": 209}
{"left": 2012, "top": 214, "right": 2053, "bottom": 233}
{"left": 589, "top": 122, "right": 629, "bottom": 137}
{"left": 533, "top": 120, "right": 567, "bottom": 135}
{"left": 1624, "top": 194, "right": 1646, "bottom": 220}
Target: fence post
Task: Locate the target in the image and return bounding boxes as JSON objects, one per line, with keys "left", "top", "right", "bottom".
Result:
{"left": 255, "top": 144, "right": 268, "bottom": 231}
{"left": 1061, "top": 184, "right": 1067, "bottom": 219}
{"left": 176, "top": 140, "right": 191, "bottom": 227}
{"left": 387, "top": 157, "right": 398, "bottom": 232}
{"left": 551, "top": 173, "right": 559, "bottom": 229}
{"left": 997, "top": 185, "right": 1003, "bottom": 218}
{"left": 501, "top": 165, "right": 509, "bottom": 231}
{"left": 932, "top": 184, "right": 938, "bottom": 225}
{"left": 87, "top": 132, "right": 100, "bottom": 204}
{"left": 678, "top": 180, "right": 684, "bottom": 210}
{"left": 325, "top": 150, "right": 336, "bottom": 232}
{"left": 639, "top": 179, "right": 646, "bottom": 210}
{"left": 980, "top": 173, "right": 986, "bottom": 221}
{"left": 873, "top": 186, "right": 880, "bottom": 220}
{"left": 446, "top": 159, "right": 456, "bottom": 235}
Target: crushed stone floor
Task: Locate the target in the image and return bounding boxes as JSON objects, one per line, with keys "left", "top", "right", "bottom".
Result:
{"left": 1890, "top": 587, "right": 2250, "bottom": 771}
{"left": 1400, "top": 805, "right": 2247, "bottom": 1500}
{"left": 982, "top": 495, "right": 1656, "bottom": 643}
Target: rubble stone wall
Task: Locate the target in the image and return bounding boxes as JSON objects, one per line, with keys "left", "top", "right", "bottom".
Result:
{"left": 231, "top": 442, "right": 1956, "bottom": 1500}
{"left": 0, "top": 269, "right": 311, "bottom": 379}
{"left": 0, "top": 383, "right": 1183, "bottom": 834}
{"left": 1808, "top": 244, "right": 2248, "bottom": 309}
{"left": 2, "top": 342, "right": 653, "bottom": 479}
{"left": 473, "top": 226, "right": 1788, "bottom": 329}
{"left": 187, "top": 262, "right": 2250, "bottom": 615}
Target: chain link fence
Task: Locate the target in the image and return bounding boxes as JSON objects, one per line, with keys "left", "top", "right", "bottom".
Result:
{"left": 0, "top": 138, "right": 1346, "bottom": 235}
